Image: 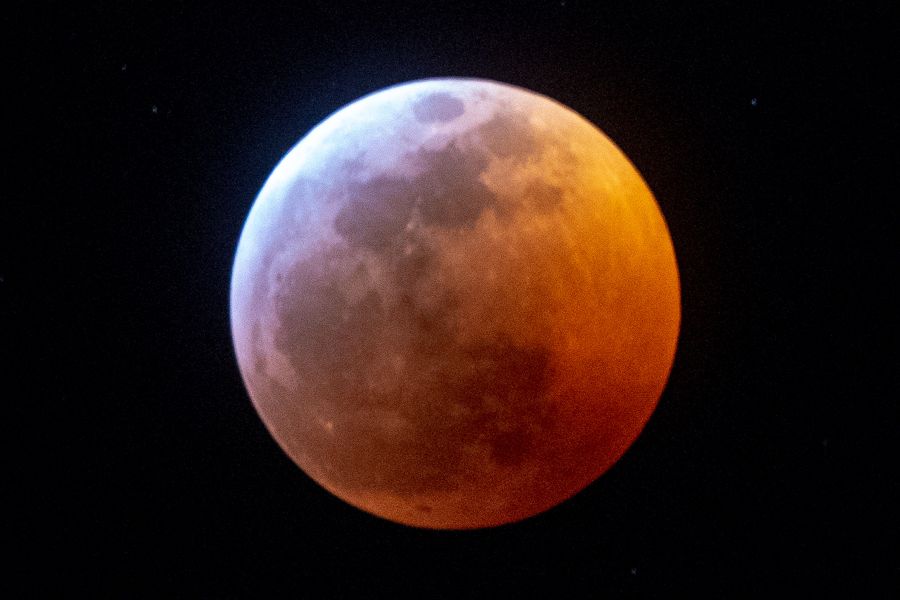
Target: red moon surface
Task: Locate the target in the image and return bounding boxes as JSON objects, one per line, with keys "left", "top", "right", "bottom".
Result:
{"left": 230, "top": 78, "right": 680, "bottom": 529}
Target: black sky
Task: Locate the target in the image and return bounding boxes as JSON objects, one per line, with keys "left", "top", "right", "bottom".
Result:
{"left": 9, "top": 1, "right": 896, "bottom": 595}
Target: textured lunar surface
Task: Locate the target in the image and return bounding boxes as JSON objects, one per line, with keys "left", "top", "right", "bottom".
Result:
{"left": 230, "top": 78, "right": 680, "bottom": 529}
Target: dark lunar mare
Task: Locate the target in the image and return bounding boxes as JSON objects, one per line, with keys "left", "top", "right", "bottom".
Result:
{"left": 258, "top": 111, "right": 571, "bottom": 496}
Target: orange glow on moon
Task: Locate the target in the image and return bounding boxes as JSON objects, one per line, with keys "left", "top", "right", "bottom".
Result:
{"left": 230, "top": 78, "right": 680, "bottom": 529}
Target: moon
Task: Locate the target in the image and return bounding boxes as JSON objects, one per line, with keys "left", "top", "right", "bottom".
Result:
{"left": 230, "top": 78, "right": 680, "bottom": 529}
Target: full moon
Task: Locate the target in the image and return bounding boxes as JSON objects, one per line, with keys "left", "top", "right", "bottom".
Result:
{"left": 230, "top": 78, "right": 680, "bottom": 529}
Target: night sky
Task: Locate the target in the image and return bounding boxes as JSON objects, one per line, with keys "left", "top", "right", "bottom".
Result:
{"left": 10, "top": 1, "right": 895, "bottom": 595}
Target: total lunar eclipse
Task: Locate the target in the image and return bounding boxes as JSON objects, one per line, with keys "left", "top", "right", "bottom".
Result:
{"left": 230, "top": 78, "right": 680, "bottom": 529}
